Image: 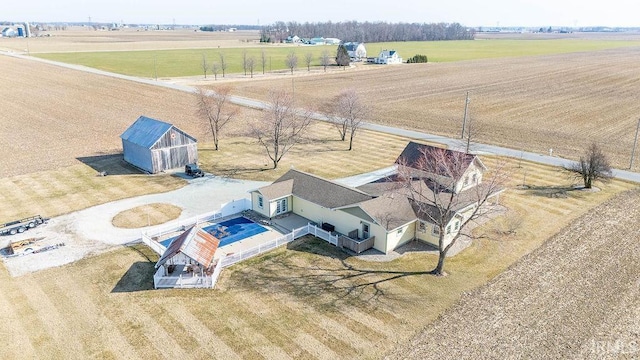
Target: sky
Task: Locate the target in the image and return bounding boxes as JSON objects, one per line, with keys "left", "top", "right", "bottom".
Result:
{"left": 2, "top": 0, "right": 638, "bottom": 27}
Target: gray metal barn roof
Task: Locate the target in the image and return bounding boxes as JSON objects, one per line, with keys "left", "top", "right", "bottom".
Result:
{"left": 120, "top": 116, "right": 175, "bottom": 149}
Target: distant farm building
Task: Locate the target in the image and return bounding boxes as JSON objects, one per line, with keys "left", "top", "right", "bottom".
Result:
{"left": 120, "top": 116, "right": 198, "bottom": 174}
{"left": 343, "top": 42, "right": 367, "bottom": 61}
{"left": 375, "top": 50, "right": 403, "bottom": 64}
{"left": 1, "top": 27, "right": 18, "bottom": 37}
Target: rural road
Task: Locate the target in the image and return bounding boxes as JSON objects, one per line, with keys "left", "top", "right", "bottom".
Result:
{"left": 4, "top": 51, "right": 640, "bottom": 183}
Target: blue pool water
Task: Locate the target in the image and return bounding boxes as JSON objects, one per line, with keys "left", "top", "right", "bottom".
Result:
{"left": 160, "top": 217, "right": 268, "bottom": 248}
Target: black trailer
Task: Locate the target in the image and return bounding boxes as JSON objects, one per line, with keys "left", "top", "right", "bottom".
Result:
{"left": 0, "top": 215, "right": 47, "bottom": 236}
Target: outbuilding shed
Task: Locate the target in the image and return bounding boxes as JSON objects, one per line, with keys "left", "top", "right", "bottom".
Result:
{"left": 121, "top": 116, "right": 198, "bottom": 174}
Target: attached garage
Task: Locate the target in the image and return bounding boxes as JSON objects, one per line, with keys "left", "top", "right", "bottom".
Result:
{"left": 121, "top": 115, "right": 198, "bottom": 174}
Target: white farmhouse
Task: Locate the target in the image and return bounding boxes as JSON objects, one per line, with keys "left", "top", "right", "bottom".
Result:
{"left": 375, "top": 50, "right": 402, "bottom": 64}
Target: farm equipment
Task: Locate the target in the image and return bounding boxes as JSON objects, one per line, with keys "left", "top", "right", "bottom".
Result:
{"left": 0, "top": 215, "right": 48, "bottom": 236}
{"left": 185, "top": 163, "right": 204, "bottom": 177}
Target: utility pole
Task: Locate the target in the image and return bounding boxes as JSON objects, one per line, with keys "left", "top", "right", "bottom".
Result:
{"left": 630, "top": 118, "right": 640, "bottom": 169}
{"left": 153, "top": 55, "right": 158, "bottom": 81}
{"left": 461, "top": 91, "right": 470, "bottom": 139}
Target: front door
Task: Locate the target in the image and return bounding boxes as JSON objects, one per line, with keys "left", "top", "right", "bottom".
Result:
{"left": 361, "top": 223, "right": 370, "bottom": 239}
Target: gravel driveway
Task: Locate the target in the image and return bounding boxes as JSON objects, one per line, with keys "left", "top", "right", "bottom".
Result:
{"left": 2, "top": 175, "right": 267, "bottom": 276}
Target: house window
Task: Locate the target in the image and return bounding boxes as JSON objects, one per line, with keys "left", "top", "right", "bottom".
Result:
{"left": 419, "top": 222, "right": 426, "bottom": 232}
{"left": 454, "top": 221, "right": 459, "bottom": 231}
{"left": 472, "top": 173, "right": 478, "bottom": 183}
{"left": 258, "top": 196, "right": 263, "bottom": 209}
{"left": 397, "top": 227, "right": 402, "bottom": 235}
{"left": 432, "top": 225, "right": 440, "bottom": 236}
{"left": 464, "top": 175, "right": 469, "bottom": 186}
{"left": 276, "top": 198, "right": 287, "bottom": 214}
{"left": 446, "top": 225, "right": 451, "bottom": 234}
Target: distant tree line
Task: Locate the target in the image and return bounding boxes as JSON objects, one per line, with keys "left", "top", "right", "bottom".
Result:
{"left": 260, "top": 21, "right": 474, "bottom": 43}
{"left": 200, "top": 25, "right": 261, "bottom": 32}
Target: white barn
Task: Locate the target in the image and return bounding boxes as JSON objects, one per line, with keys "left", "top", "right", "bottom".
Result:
{"left": 344, "top": 42, "right": 367, "bottom": 61}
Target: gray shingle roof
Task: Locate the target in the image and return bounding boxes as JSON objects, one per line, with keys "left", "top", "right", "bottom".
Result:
{"left": 356, "top": 194, "right": 417, "bottom": 230}
{"left": 259, "top": 169, "right": 374, "bottom": 209}
{"left": 395, "top": 141, "right": 480, "bottom": 177}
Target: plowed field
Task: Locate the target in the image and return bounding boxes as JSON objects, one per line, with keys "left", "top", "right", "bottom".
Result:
{"left": 222, "top": 47, "right": 640, "bottom": 170}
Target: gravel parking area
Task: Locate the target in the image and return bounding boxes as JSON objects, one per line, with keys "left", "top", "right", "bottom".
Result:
{"left": 1, "top": 175, "right": 267, "bottom": 276}
{"left": 387, "top": 188, "right": 640, "bottom": 359}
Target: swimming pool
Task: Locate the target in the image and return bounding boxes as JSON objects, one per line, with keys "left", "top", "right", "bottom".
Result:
{"left": 160, "top": 217, "right": 268, "bottom": 248}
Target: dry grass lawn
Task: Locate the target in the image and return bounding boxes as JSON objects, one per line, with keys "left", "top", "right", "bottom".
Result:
{"left": 0, "top": 158, "right": 635, "bottom": 359}
{"left": 0, "top": 158, "right": 185, "bottom": 222}
{"left": 112, "top": 203, "right": 182, "bottom": 229}
{"left": 219, "top": 46, "right": 640, "bottom": 170}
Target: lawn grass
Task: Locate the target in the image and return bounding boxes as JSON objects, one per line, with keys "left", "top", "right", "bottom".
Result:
{"left": 111, "top": 203, "right": 183, "bottom": 229}
{"left": 0, "top": 159, "right": 185, "bottom": 222}
{"left": 33, "top": 39, "right": 640, "bottom": 77}
{"left": 199, "top": 121, "right": 416, "bottom": 181}
{"left": 369, "top": 39, "right": 640, "bottom": 62}
{"left": 0, "top": 156, "right": 634, "bottom": 359}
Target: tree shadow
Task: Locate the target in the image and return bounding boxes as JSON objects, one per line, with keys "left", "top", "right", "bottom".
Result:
{"left": 230, "top": 238, "right": 431, "bottom": 308}
{"left": 214, "top": 166, "right": 272, "bottom": 178}
{"left": 76, "top": 153, "right": 143, "bottom": 176}
{"left": 521, "top": 184, "right": 576, "bottom": 198}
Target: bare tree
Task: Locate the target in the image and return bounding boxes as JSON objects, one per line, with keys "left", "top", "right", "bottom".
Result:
{"left": 285, "top": 51, "right": 298, "bottom": 74}
{"left": 324, "top": 89, "right": 368, "bottom": 150}
{"left": 304, "top": 52, "right": 313, "bottom": 71}
{"left": 261, "top": 49, "right": 267, "bottom": 74}
{"left": 250, "top": 90, "right": 312, "bottom": 169}
{"left": 195, "top": 87, "right": 238, "bottom": 151}
{"left": 242, "top": 50, "right": 248, "bottom": 76}
{"left": 211, "top": 62, "right": 220, "bottom": 80}
{"left": 219, "top": 53, "right": 227, "bottom": 78}
{"left": 396, "top": 146, "right": 506, "bottom": 275}
{"left": 564, "top": 143, "right": 612, "bottom": 189}
{"left": 320, "top": 50, "right": 332, "bottom": 72}
{"left": 201, "top": 54, "right": 209, "bottom": 79}
{"left": 246, "top": 57, "right": 256, "bottom": 78}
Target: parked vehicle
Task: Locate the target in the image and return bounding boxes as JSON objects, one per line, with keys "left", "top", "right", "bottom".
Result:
{"left": 185, "top": 163, "right": 204, "bottom": 177}
{"left": 0, "top": 215, "right": 48, "bottom": 236}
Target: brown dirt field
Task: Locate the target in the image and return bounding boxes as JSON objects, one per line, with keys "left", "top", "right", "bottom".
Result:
{"left": 387, "top": 188, "right": 640, "bottom": 360}
{"left": 0, "top": 28, "right": 264, "bottom": 53}
{"left": 217, "top": 46, "right": 640, "bottom": 170}
{"left": 111, "top": 203, "right": 182, "bottom": 229}
{"left": 0, "top": 53, "right": 251, "bottom": 178}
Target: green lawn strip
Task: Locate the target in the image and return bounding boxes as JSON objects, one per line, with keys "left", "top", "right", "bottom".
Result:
{"left": 34, "top": 39, "right": 640, "bottom": 77}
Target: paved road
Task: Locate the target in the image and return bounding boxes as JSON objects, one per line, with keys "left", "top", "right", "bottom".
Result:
{"left": 6, "top": 51, "right": 640, "bottom": 183}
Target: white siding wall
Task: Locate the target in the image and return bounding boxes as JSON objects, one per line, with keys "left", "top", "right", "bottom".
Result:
{"left": 251, "top": 192, "right": 270, "bottom": 218}
{"left": 291, "top": 197, "right": 390, "bottom": 253}
{"left": 456, "top": 162, "right": 484, "bottom": 193}
{"left": 384, "top": 222, "right": 416, "bottom": 253}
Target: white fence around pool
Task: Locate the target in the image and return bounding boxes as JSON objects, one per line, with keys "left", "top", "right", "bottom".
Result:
{"left": 142, "top": 198, "right": 251, "bottom": 242}
{"left": 140, "top": 203, "right": 340, "bottom": 289}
